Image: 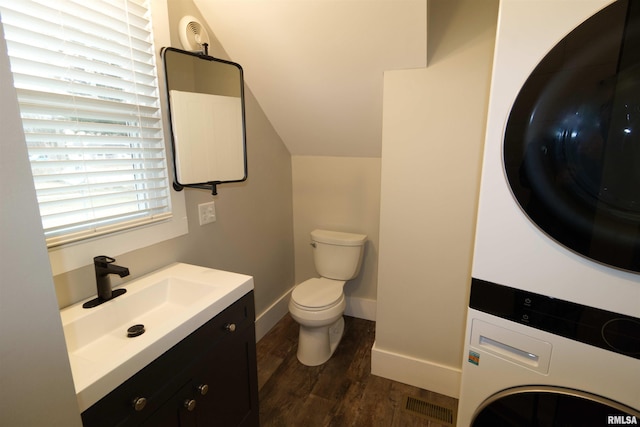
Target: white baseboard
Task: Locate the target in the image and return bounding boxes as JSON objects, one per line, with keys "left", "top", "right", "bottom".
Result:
{"left": 255, "top": 288, "right": 293, "bottom": 342}
{"left": 344, "top": 296, "right": 376, "bottom": 321}
{"left": 255, "top": 289, "right": 377, "bottom": 341}
{"left": 371, "top": 341, "right": 461, "bottom": 399}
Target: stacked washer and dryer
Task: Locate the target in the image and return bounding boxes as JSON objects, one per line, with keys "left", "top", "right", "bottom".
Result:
{"left": 458, "top": 1, "right": 640, "bottom": 425}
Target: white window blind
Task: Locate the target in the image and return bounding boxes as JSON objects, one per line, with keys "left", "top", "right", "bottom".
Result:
{"left": 0, "top": 0, "right": 171, "bottom": 247}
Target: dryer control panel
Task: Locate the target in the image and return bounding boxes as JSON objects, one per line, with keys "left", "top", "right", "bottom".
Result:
{"left": 470, "top": 278, "right": 640, "bottom": 360}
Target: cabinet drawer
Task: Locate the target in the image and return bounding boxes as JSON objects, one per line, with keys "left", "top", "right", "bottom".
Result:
{"left": 81, "top": 291, "right": 255, "bottom": 427}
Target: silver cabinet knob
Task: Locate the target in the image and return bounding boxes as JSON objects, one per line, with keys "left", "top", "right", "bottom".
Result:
{"left": 198, "top": 384, "right": 209, "bottom": 395}
{"left": 132, "top": 397, "right": 147, "bottom": 412}
{"left": 184, "top": 399, "right": 197, "bottom": 412}
{"left": 225, "top": 323, "right": 236, "bottom": 332}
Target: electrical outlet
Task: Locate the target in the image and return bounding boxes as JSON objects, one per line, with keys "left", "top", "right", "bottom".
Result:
{"left": 198, "top": 201, "right": 216, "bottom": 225}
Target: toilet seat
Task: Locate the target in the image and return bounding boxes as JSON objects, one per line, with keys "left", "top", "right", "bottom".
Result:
{"left": 291, "top": 278, "right": 344, "bottom": 311}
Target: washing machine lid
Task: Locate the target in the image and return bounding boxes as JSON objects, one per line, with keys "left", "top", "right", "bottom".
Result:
{"left": 292, "top": 278, "right": 344, "bottom": 310}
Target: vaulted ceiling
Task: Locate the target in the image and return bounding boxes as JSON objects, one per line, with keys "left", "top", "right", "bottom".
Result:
{"left": 193, "top": 0, "right": 427, "bottom": 157}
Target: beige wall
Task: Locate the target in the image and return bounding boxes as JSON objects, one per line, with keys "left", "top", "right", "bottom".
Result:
{"left": 373, "top": 0, "right": 498, "bottom": 399}
{"left": 0, "top": 23, "right": 82, "bottom": 426}
{"left": 54, "top": 0, "right": 295, "bottom": 330}
{"left": 292, "top": 156, "right": 380, "bottom": 319}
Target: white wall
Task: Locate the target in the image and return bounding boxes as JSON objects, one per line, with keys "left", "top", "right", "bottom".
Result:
{"left": 0, "top": 23, "right": 82, "bottom": 426}
{"left": 194, "top": 0, "right": 427, "bottom": 158}
{"left": 292, "top": 156, "right": 380, "bottom": 320}
{"left": 372, "top": 0, "right": 498, "bottom": 398}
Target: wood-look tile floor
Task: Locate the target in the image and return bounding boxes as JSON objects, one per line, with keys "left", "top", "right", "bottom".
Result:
{"left": 257, "top": 314, "right": 458, "bottom": 427}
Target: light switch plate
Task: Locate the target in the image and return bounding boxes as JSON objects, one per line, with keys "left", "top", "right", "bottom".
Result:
{"left": 198, "top": 201, "right": 216, "bottom": 225}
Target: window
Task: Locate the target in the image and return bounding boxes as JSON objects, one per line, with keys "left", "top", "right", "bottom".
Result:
{"left": 0, "top": 0, "right": 187, "bottom": 274}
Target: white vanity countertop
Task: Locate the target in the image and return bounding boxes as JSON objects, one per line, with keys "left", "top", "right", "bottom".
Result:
{"left": 59, "top": 262, "right": 254, "bottom": 412}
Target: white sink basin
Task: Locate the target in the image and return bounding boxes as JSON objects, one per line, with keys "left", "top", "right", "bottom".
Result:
{"left": 59, "top": 263, "right": 254, "bottom": 412}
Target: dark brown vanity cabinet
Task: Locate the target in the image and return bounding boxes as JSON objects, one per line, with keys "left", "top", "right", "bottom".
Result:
{"left": 81, "top": 291, "right": 259, "bottom": 427}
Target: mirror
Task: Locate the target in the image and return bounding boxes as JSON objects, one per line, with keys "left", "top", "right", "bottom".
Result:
{"left": 161, "top": 47, "right": 247, "bottom": 195}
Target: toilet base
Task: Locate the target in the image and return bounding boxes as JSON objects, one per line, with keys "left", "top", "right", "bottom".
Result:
{"left": 296, "top": 316, "right": 345, "bottom": 366}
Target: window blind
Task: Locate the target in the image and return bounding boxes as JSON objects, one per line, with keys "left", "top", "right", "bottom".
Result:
{"left": 0, "top": 0, "right": 171, "bottom": 247}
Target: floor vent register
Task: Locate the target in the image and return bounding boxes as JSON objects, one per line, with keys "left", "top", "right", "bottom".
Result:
{"left": 402, "top": 395, "right": 456, "bottom": 426}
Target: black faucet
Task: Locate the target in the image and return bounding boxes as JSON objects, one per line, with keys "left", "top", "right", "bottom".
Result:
{"left": 83, "top": 256, "right": 130, "bottom": 308}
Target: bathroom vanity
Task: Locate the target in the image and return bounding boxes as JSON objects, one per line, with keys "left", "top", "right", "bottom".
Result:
{"left": 59, "top": 263, "right": 258, "bottom": 427}
{"left": 81, "top": 291, "right": 258, "bottom": 426}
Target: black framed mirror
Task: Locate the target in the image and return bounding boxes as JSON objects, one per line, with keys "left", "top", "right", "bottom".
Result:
{"left": 161, "top": 47, "right": 247, "bottom": 195}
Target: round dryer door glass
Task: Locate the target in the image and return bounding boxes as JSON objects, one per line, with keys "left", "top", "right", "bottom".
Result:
{"left": 471, "top": 387, "right": 640, "bottom": 426}
{"left": 504, "top": 0, "right": 640, "bottom": 272}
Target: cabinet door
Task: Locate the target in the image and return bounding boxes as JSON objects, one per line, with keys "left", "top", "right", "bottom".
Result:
{"left": 139, "top": 401, "right": 180, "bottom": 427}
{"left": 141, "top": 381, "right": 197, "bottom": 427}
{"left": 194, "top": 325, "right": 259, "bottom": 426}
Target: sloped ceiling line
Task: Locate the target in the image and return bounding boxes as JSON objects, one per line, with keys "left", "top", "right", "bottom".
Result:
{"left": 194, "top": 0, "right": 428, "bottom": 158}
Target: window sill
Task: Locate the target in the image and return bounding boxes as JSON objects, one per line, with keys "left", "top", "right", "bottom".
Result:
{"left": 48, "top": 192, "right": 187, "bottom": 276}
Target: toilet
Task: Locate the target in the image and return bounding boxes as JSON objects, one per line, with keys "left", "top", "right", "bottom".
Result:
{"left": 288, "top": 229, "right": 367, "bottom": 366}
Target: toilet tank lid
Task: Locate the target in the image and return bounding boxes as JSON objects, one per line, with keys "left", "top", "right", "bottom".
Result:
{"left": 311, "top": 229, "right": 367, "bottom": 246}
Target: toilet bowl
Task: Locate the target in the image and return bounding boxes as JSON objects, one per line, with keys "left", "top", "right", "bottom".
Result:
{"left": 289, "top": 278, "right": 347, "bottom": 366}
{"left": 289, "top": 230, "right": 366, "bottom": 366}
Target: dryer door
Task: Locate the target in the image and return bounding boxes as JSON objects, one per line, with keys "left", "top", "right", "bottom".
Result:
{"left": 472, "top": 387, "right": 640, "bottom": 426}
{"left": 504, "top": 0, "right": 640, "bottom": 272}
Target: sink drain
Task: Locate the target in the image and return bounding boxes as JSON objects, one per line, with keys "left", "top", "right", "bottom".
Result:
{"left": 127, "top": 324, "right": 145, "bottom": 338}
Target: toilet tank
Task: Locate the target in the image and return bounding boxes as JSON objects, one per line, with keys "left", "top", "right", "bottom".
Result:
{"left": 311, "top": 229, "right": 367, "bottom": 280}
